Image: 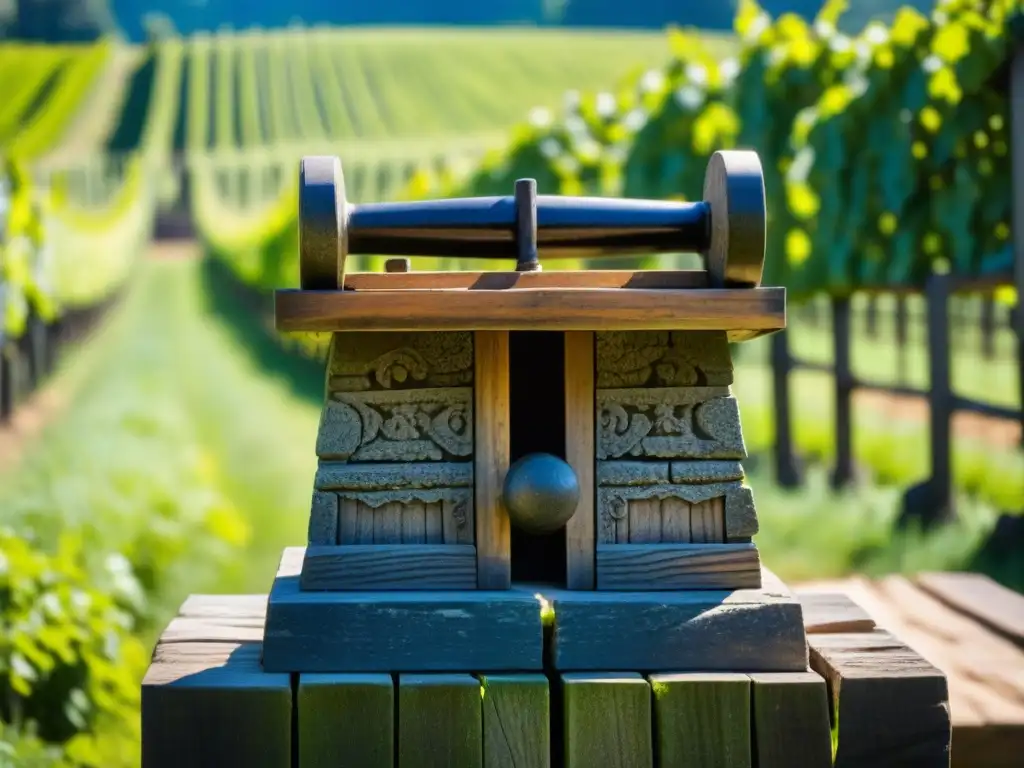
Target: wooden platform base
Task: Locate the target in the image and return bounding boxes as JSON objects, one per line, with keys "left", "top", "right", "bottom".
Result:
{"left": 261, "top": 548, "right": 808, "bottom": 673}
{"left": 143, "top": 589, "right": 952, "bottom": 768}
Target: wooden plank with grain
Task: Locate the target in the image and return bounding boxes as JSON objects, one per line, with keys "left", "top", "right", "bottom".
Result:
{"left": 808, "top": 630, "right": 951, "bottom": 768}
{"left": 299, "top": 544, "right": 477, "bottom": 590}
{"left": 343, "top": 270, "right": 709, "bottom": 291}
{"left": 297, "top": 673, "right": 394, "bottom": 768}
{"left": 914, "top": 572, "right": 1024, "bottom": 648}
{"left": 178, "top": 594, "right": 267, "bottom": 620}
{"left": 275, "top": 286, "right": 787, "bottom": 335}
{"left": 480, "top": 674, "right": 550, "bottom": 768}
{"left": 562, "top": 673, "right": 652, "bottom": 768}
{"left": 262, "top": 548, "right": 542, "bottom": 673}
{"left": 649, "top": 673, "right": 752, "bottom": 768}
{"left": 564, "top": 330, "right": 595, "bottom": 590}
{"left": 796, "top": 590, "right": 876, "bottom": 634}
{"left": 748, "top": 672, "right": 832, "bottom": 768}
{"left": 595, "top": 543, "right": 762, "bottom": 590}
{"left": 398, "top": 674, "right": 482, "bottom": 768}
{"left": 142, "top": 642, "right": 292, "bottom": 768}
{"left": 474, "top": 330, "right": 511, "bottom": 589}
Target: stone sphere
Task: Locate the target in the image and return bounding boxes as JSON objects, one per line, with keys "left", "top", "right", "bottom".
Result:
{"left": 503, "top": 453, "right": 580, "bottom": 534}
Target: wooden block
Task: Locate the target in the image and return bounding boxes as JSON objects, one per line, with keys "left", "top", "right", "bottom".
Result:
{"left": 796, "top": 591, "right": 876, "bottom": 634}
{"left": 402, "top": 501, "right": 426, "bottom": 543}
{"left": 595, "top": 543, "right": 762, "bottom": 590}
{"left": 343, "top": 269, "right": 710, "bottom": 292}
{"left": 915, "top": 571, "right": 1024, "bottom": 648}
{"left": 263, "top": 550, "right": 542, "bottom": 672}
{"left": 562, "top": 673, "right": 652, "bottom": 768}
{"left": 564, "top": 330, "right": 595, "bottom": 590}
{"left": 809, "top": 630, "right": 951, "bottom": 767}
{"left": 339, "top": 497, "right": 359, "bottom": 543}
{"left": 275, "top": 286, "right": 787, "bottom": 336}
{"left": 546, "top": 578, "right": 807, "bottom": 672}
{"left": 649, "top": 673, "right": 751, "bottom": 768}
{"left": 356, "top": 501, "right": 375, "bottom": 543}
{"left": 309, "top": 491, "right": 339, "bottom": 545}
{"left": 399, "top": 674, "right": 482, "bottom": 768}
{"left": 474, "top": 330, "right": 511, "bottom": 589}
{"left": 424, "top": 501, "right": 443, "bottom": 543}
{"left": 299, "top": 544, "right": 477, "bottom": 590}
{"left": 627, "top": 498, "right": 661, "bottom": 543}
{"left": 748, "top": 672, "right": 832, "bottom": 768}
{"left": 142, "top": 642, "right": 291, "bottom": 768}
{"left": 298, "top": 673, "right": 394, "bottom": 768}
{"left": 480, "top": 675, "right": 550, "bottom": 768}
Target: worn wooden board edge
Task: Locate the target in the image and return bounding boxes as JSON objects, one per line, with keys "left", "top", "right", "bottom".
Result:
{"left": 343, "top": 269, "right": 710, "bottom": 291}
{"left": 913, "top": 571, "right": 1024, "bottom": 649}
{"left": 595, "top": 543, "right": 762, "bottom": 590}
{"left": 300, "top": 544, "right": 478, "bottom": 591}
{"left": 274, "top": 286, "right": 787, "bottom": 334}
{"left": 795, "top": 589, "right": 877, "bottom": 635}
{"left": 262, "top": 573, "right": 544, "bottom": 673}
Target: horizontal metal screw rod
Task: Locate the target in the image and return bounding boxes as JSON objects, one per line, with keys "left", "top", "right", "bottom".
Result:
{"left": 346, "top": 195, "right": 711, "bottom": 260}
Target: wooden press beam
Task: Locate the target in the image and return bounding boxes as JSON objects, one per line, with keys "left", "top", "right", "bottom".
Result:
{"left": 474, "top": 330, "right": 511, "bottom": 589}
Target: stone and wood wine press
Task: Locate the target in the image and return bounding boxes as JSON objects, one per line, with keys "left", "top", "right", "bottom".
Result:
{"left": 140, "top": 152, "right": 951, "bottom": 768}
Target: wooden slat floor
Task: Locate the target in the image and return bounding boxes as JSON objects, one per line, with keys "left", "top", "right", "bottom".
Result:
{"left": 796, "top": 572, "right": 1024, "bottom": 768}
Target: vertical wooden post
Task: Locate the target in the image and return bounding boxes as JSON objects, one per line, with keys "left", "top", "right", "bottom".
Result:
{"left": 894, "top": 294, "right": 909, "bottom": 386}
{"left": 0, "top": 345, "right": 11, "bottom": 423}
{"left": 1011, "top": 40, "right": 1024, "bottom": 447}
{"left": 769, "top": 331, "right": 801, "bottom": 488}
{"left": 475, "top": 330, "right": 512, "bottom": 589}
{"left": 831, "top": 296, "right": 854, "bottom": 489}
{"left": 980, "top": 295, "right": 996, "bottom": 360}
{"left": 927, "top": 273, "right": 955, "bottom": 523}
{"left": 564, "top": 331, "right": 595, "bottom": 590}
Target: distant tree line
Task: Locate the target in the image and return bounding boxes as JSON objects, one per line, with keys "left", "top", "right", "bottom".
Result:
{"left": 3, "top": 0, "right": 934, "bottom": 44}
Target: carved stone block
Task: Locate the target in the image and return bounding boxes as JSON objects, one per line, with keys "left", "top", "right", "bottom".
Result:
{"left": 597, "top": 482, "right": 758, "bottom": 544}
{"left": 336, "top": 489, "right": 473, "bottom": 546}
{"left": 596, "top": 331, "right": 733, "bottom": 388}
{"left": 596, "top": 461, "right": 670, "bottom": 486}
{"left": 316, "top": 388, "right": 472, "bottom": 462}
{"left": 309, "top": 490, "right": 339, "bottom": 545}
{"left": 327, "top": 332, "right": 473, "bottom": 392}
{"left": 596, "top": 387, "right": 745, "bottom": 460}
{"left": 670, "top": 460, "right": 745, "bottom": 484}
{"left": 315, "top": 461, "right": 472, "bottom": 491}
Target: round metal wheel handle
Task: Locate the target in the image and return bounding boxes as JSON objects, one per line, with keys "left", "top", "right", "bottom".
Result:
{"left": 299, "top": 156, "right": 349, "bottom": 290}
{"left": 702, "top": 149, "right": 767, "bottom": 289}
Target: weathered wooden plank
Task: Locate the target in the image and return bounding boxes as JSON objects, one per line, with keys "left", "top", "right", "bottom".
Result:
{"left": 480, "top": 675, "right": 550, "bottom": 768}
{"left": 178, "top": 594, "right": 267, "bottom": 619}
{"left": 546, "top": 579, "right": 807, "bottom": 672}
{"left": 424, "top": 501, "right": 443, "bottom": 543}
{"left": 308, "top": 491, "right": 339, "bottom": 545}
{"left": 276, "top": 286, "right": 787, "bottom": 335}
{"left": 564, "top": 330, "right": 595, "bottom": 590}
{"left": 808, "top": 630, "right": 951, "bottom": 767}
{"left": 562, "top": 673, "right": 652, "bottom": 768}
{"left": 399, "top": 674, "right": 482, "bottom": 768}
{"left": 402, "top": 501, "right": 427, "bottom": 543}
{"left": 142, "top": 642, "right": 291, "bottom": 768}
{"left": 628, "top": 498, "right": 661, "bottom": 543}
{"left": 660, "top": 498, "right": 692, "bottom": 543}
{"left": 649, "top": 673, "right": 751, "bottom": 768}
{"left": 690, "top": 496, "right": 725, "bottom": 543}
{"left": 263, "top": 549, "right": 542, "bottom": 672}
{"left": 339, "top": 497, "right": 359, "bottom": 543}
{"left": 915, "top": 571, "right": 1024, "bottom": 648}
{"left": 796, "top": 590, "right": 876, "bottom": 634}
{"left": 356, "top": 501, "right": 375, "bottom": 543}
{"left": 475, "top": 330, "right": 511, "bottom": 589}
{"left": 595, "top": 543, "right": 762, "bottom": 590}
{"left": 373, "top": 501, "right": 403, "bottom": 543}
{"left": 159, "top": 616, "right": 264, "bottom": 644}
{"left": 297, "top": 673, "right": 394, "bottom": 768}
{"left": 343, "top": 270, "right": 710, "bottom": 291}
{"left": 748, "top": 672, "right": 832, "bottom": 768}
{"left": 299, "top": 544, "right": 477, "bottom": 590}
